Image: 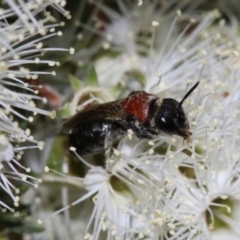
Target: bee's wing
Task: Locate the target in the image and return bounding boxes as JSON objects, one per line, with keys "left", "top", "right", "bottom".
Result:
{"left": 63, "top": 100, "right": 127, "bottom": 134}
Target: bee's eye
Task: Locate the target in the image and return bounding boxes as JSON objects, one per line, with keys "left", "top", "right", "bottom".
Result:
{"left": 158, "top": 117, "right": 177, "bottom": 134}
{"left": 161, "top": 117, "right": 166, "bottom": 123}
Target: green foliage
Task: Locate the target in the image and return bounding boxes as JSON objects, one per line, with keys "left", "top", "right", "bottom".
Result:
{"left": 86, "top": 64, "right": 98, "bottom": 86}
{"left": 48, "top": 136, "right": 67, "bottom": 172}
{"left": 68, "top": 74, "right": 83, "bottom": 93}
{"left": 0, "top": 212, "right": 44, "bottom": 234}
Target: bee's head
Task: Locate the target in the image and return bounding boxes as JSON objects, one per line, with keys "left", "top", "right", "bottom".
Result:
{"left": 155, "top": 98, "right": 191, "bottom": 139}
{"left": 155, "top": 81, "right": 199, "bottom": 140}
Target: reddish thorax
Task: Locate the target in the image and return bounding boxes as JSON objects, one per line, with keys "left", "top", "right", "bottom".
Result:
{"left": 120, "top": 91, "right": 159, "bottom": 123}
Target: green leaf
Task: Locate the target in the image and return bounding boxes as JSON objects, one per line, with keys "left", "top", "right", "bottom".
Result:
{"left": 68, "top": 74, "right": 83, "bottom": 93}
{"left": 0, "top": 211, "right": 44, "bottom": 234}
{"left": 57, "top": 102, "right": 71, "bottom": 118}
{"left": 125, "top": 70, "right": 146, "bottom": 85}
{"left": 12, "top": 224, "right": 45, "bottom": 234}
{"left": 86, "top": 63, "right": 98, "bottom": 86}
{"left": 48, "top": 136, "right": 67, "bottom": 172}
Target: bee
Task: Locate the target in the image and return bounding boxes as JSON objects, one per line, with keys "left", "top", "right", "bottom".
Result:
{"left": 63, "top": 81, "right": 199, "bottom": 156}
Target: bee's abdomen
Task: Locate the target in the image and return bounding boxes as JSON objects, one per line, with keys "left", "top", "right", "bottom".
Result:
{"left": 69, "top": 122, "right": 125, "bottom": 156}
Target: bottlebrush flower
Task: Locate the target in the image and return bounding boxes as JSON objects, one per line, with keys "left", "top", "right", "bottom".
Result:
{"left": 0, "top": 133, "right": 42, "bottom": 212}
{"left": 40, "top": 146, "right": 171, "bottom": 240}
{"left": 0, "top": 0, "right": 71, "bottom": 210}
{"left": 38, "top": 1, "right": 240, "bottom": 240}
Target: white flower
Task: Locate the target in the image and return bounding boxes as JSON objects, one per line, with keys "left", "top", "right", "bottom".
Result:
{"left": 89, "top": 3, "right": 240, "bottom": 240}
{"left": 0, "top": 0, "right": 70, "bottom": 209}
{"left": 70, "top": 86, "right": 114, "bottom": 115}
{"left": 0, "top": 134, "right": 14, "bottom": 163}
{"left": 91, "top": 1, "right": 188, "bottom": 88}
{"left": 42, "top": 153, "right": 150, "bottom": 239}
{"left": 0, "top": 133, "right": 42, "bottom": 211}
{"left": 83, "top": 166, "right": 141, "bottom": 240}
{"left": 95, "top": 54, "right": 145, "bottom": 88}
{"left": 96, "top": 1, "right": 199, "bottom": 55}
{"left": 35, "top": 1, "right": 240, "bottom": 239}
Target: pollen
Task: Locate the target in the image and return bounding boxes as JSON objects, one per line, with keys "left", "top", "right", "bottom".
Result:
{"left": 69, "top": 146, "right": 76, "bottom": 152}
{"left": 28, "top": 116, "right": 34, "bottom": 122}
{"left": 22, "top": 176, "right": 27, "bottom": 181}
{"left": 35, "top": 58, "right": 40, "bottom": 63}
{"left": 0, "top": 61, "right": 7, "bottom": 73}
{"left": 69, "top": 47, "right": 75, "bottom": 55}
{"left": 15, "top": 189, "right": 20, "bottom": 194}
{"left": 113, "top": 149, "right": 121, "bottom": 156}
{"left": 44, "top": 166, "right": 50, "bottom": 172}
{"left": 137, "top": 179, "right": 145, "bottom": 184}
{"left": 148, "top": 141, "right": 154, "bottom": 146}
{"left": 138, "top": 233, "right": 144, "bottom": 239}
{"left": 176, "top": 9, "right": 182, "bottom": 17}
{"left": 49, "top": 110, "right": 56, "bottom": 119}
{"left": 38, "top": 141, "right": 44, "bottom": 150}
{"left": 37, "top": 219, "right": 43, "bottom": 224}
{"left": 84, "top": 233, "right": 91, "bottom": 239}
{"left": 138, "top": 0, "right": 143, "bottom": 6}
{"left": 148, "top": 148, "right": 154, "bottom": 155}
{"left": 102, "top": 42, "right": 110, "bottom": 49}
{"left": 152, "top": 21, "right": 159, "bottom": 27}
{"left": 127, "top": 129, "right": 133, "bottom": 140}
{"left": 36, "top": 42, "right": 43, "bottom": 49}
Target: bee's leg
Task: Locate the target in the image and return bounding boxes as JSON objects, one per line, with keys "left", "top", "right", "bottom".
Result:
{"left": 126, "top": 115, "right": 154, "bottom": 139}
{"left": 126, "top": 115, "right": 142, "bottom": 137}
{"left": 104, "top": 125, "right": 127, "bottom": 171}
{"left": 141, "top": 124, "right": 158, "bottom": 138}
{"left": 104, "top": 131, "right": 113, "bottom": 171}
{"left": 104, "top": 131, "right": 112, "bottom": 158}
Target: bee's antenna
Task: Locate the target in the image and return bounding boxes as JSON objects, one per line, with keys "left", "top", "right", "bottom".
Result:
{"left": 178, "top": 81, "right": 200, "bottom": 110}
{"left": 178, "top": 62, "right": 205, "bottom": 110}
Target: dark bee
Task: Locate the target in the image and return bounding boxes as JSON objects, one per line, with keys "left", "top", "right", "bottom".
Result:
{"left": 63, "top": 81, "right": 199, "bottom": 156}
